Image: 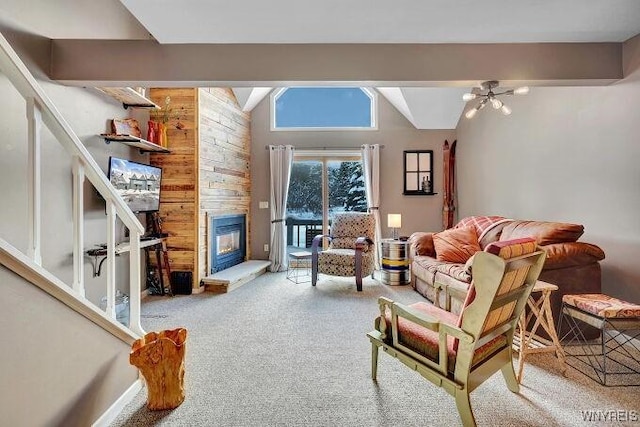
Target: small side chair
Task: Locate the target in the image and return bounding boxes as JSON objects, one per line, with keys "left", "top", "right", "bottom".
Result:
{"left": 367, "top": 238, "right": 545, "bottom": 427}
{"left": 311, "top": 212, "right": 375, "bottom": 292}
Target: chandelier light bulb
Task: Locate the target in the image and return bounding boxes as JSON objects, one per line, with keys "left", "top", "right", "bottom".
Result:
{"left": 465, "top": 108, "right": 478, "bottom": 119}
{"left": 491, "top": 98, "right": 503, "bottom": 109}
{"left": 464, "top": 81, "right": 519, "bottom": 118}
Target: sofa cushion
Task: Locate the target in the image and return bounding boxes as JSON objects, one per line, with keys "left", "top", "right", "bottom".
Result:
{"left": 499, "top": 220, "right": 584, "bottom": 245}
{"left": 542, "top": 242, "right": 606, "bottom": 269}
{"left": 433, "top": 227, "right": 481, "bottom": 263}
{"left": 409, "top": 232, "right": 436, "bottom": 257}
{"left": 455, "top": 216, "right": 510, "bottom": 240}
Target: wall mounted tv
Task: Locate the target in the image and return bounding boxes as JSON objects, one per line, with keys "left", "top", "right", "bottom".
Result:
{"left": 108, "top": 157, "right": 162, "bottom": 213}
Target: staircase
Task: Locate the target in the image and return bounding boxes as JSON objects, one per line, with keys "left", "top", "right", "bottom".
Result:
{"left": 0, "top": 31, "right": 146, "bottom": 425}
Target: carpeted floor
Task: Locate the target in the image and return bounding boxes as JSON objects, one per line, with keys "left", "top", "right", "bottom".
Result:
{"left": 112, "top": 273, "right": 640, "bottom": 426}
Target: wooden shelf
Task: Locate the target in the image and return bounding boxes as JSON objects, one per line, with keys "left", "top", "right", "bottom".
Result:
{"left": 96, "top": 87, "right": 160, "bottom": 109}
{"left": 100, "top": 134, "right": 170, "bottom": 153}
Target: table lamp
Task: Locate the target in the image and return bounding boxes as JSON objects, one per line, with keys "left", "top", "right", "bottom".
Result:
{"left": 387, "top": 214, "right": 402, "bottom": 240}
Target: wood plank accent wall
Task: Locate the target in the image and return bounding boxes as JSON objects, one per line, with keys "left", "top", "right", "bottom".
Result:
{"left": 149, "top": 88, "right": 251, "bottom": 288}
{"left": 198, "top": 88, "right": 251, "bottom": 281}
{"left": 150, "top": 88, "right": 199, "bottom": 285}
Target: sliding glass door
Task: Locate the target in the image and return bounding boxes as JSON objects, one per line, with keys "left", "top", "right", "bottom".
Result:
{"left": 286, "top": 155, "right": 366, "bottom": 250}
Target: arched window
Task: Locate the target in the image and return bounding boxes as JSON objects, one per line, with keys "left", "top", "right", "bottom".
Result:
{"left": 271, "top": 87, "right": 377, "bottom": 130}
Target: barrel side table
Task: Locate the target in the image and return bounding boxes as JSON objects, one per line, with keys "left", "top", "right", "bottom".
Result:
{"left": 380, "top": 239, "right": 410, "bottom": 285}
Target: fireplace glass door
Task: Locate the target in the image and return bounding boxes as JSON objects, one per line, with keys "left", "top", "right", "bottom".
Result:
{"left": 217, "top": 230, "right": 240, "bottom": 256}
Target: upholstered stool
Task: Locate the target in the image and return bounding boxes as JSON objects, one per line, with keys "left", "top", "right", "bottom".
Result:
{"left": 559, "top": 293, "right": 640, "bottom": 386}
{"left": 287, "top": 251, "right": 312, "bottom": 284}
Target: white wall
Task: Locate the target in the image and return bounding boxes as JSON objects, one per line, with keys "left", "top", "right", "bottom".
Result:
{"left": 455, "top": 35, "right": 640, "bottom": 302}
{"left": 0, "top": 266, "right": 138, "bottom": 426}
{"left": 249, "top": 91, "right": 455, "bottom": 259}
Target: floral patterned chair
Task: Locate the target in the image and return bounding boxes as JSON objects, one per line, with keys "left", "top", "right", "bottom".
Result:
{"left": 311, "top": 212, "right": 376, "bottom": 292}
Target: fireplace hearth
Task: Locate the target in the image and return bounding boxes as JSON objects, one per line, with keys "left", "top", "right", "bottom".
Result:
{"left": 210, "top": 214, "right": 246, "bottom": 274}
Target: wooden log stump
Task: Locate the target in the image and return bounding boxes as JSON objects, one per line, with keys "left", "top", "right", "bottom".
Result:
{"left": 130, "top": 328, "right": 187, "bottom": 410}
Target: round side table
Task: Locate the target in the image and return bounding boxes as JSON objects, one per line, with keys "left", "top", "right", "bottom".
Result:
{"left": 380, "top": 239, "right": 410, "bottom": 286}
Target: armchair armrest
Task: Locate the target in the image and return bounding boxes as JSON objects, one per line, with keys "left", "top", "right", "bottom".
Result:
{"left": 311, "top": 234, "right": 331, "bottom": 254}
{"left": 355, "top": 236, "right": 374, "bottom": 251}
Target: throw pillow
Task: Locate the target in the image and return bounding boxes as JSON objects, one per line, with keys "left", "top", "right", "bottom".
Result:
{"left": 409, "top": 232, "right": 436, "bottom": 257}
{"left": 433, "top": 227, "right": 481, "bottom": 264}
{"left": 485, "top": 237, "right": 537, "bottom": 259}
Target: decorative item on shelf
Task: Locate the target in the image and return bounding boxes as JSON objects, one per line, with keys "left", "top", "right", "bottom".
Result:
{"left": 158, "top": 123, "right": 168, "bottom": 148}
{"left": 147, "top": 120, "right": 157, "bottom": 144}
{"left": 462, "top": 80, "right": 529, "bottom": 119}
{"left": 387, "top": 214, "right": 402, "bottom": 240}
{"left": 111, "top": 118, "right": 142, "bottom": 138}
{"left": 151, "top": 95, "right": 172, "bottom": 148}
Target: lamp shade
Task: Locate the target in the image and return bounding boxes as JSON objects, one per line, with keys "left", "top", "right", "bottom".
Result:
{"left": 387, "top": 214, "right": 402, "bottom": 228}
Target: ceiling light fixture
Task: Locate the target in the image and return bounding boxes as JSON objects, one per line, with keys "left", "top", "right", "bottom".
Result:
{"left": 462, "top": 80, "right": 529, "bottom": 119}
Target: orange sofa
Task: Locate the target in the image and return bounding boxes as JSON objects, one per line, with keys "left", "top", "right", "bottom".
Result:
{"left": 409, "top": 216, "right": 605, "bottom": 337}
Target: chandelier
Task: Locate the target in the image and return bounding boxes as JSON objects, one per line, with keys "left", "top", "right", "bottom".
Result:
{"left": 462, "top": 80, "right": 529, "bottom": 119}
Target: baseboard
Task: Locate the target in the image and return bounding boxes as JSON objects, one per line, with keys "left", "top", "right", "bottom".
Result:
{"left": 92, "top": 379, "right": 143, "bottom": 427}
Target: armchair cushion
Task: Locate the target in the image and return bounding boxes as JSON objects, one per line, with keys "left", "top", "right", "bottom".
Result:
{"left": 329, "top": 213, "right": 376, "bottom": 250}
{"left": 382, "top": 301, "right": 507, "bottom": 371}
{"left": 433, "top": 227, "right": 481, "bottom": 263}
{"left": 318, "top": 249, "right": 375, "bottom": 277}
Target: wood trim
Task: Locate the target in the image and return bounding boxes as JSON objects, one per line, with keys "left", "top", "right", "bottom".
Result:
{"left": 194, "top": 89, "right": 200, "bottom": 286}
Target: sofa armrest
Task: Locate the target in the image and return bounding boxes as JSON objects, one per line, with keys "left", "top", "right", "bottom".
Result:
{"left": 409, "top": 232, "right": 436, "bottom": 258}
{"left": 542, "top": 242, "right": 605, "bottom": 270}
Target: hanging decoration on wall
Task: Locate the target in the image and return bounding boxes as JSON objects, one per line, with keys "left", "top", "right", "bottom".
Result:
{"left": 443, "top": 139, "right": 457, "bottom": 229}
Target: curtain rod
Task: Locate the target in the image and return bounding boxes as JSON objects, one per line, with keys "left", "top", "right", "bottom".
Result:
{"left": 265, "top": 145, "right": 385, "bottom": 150}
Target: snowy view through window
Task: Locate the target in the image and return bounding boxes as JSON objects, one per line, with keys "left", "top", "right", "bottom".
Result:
{"left": 286, "top": 160, "right": 366, "bottom": 248}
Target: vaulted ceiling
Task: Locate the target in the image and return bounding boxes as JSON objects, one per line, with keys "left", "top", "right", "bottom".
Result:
{"left": 2, "top": 0, "right": 640, "bottom": 129}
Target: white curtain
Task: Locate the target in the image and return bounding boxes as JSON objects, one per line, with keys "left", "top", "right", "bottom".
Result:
{"left": 269, "top": 145, "right": 294, "bottom": 272}
{"left": 361, "top": 144, "right": 382, "bottom": 270}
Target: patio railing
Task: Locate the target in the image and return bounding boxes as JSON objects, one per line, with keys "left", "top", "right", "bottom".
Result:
{"left": 286, "top": 218, "right": 323, "bottom": 248}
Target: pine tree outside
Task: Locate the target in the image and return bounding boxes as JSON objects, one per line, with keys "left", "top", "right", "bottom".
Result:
{"left": 286, "top": 159, "right": 367, "bottom": 248}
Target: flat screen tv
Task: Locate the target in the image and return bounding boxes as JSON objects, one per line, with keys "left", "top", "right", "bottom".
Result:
{"left": 108, "top": 157, "right": 162, "bottom": 213}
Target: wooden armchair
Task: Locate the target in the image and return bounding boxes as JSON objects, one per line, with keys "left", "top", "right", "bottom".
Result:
{"left": 311, "top": 212, "right": 375, "bottom": 292}
{"left": 367, "top": 238, "right": 545, "bottom": 427}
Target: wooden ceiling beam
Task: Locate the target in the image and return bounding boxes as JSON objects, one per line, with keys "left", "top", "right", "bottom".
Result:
{"left": 50, "top": 40, "right": 622, "bottom": 87}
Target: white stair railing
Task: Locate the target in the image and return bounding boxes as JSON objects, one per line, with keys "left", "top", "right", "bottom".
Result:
{"left": 0, "top": 31, "right": 145, "bottom": 337}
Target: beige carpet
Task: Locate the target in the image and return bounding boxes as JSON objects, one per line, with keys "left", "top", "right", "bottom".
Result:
{"left": 112, "top": 273, "right": 640, "bottom": 426}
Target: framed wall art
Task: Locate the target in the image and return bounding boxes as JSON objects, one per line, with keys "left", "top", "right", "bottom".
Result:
{"left": 403, "top": 150, "right": 435, "bottom": 195}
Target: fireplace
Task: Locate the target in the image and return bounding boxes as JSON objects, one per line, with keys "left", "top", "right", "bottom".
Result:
{"left": 210, "top": 214, "right": 246, "bottom": 273}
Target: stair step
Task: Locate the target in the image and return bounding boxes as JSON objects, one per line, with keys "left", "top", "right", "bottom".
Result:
{"left": 201, "top": 260, "right": 271, "bottom": 293}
